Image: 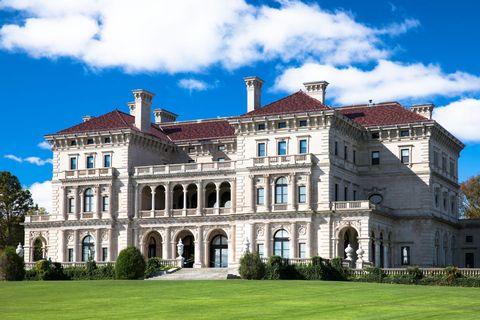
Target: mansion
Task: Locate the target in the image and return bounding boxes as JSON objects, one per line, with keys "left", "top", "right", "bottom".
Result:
{"left": 24, "top": 77, "right": 479, "bottom": 269}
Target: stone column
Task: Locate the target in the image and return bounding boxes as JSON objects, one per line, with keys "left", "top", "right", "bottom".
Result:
{"left": 108, "top": 184, "right": 114, "bottom": 219}
{"left": 249, "top": 223, "right": 256, "bottom": 253}
{"left": 165, "top": 182, "right": 171, "bottom": 217}
{"left": 163, "top": 227, "right": 170, "bottom": 259}
{"left": 306, "top": 222, "right": 312, "bottom": 258}
{"left": 61, "top": 186, "right": 67, "bottom": 220}
{"left": 182, "top": 184, "right": 188, "bottom": 216}
{"left": 375, "top": 240, "right": 381, "bottom": 268}
{"left": 306, "top": 174, "right": 312, "bottom": 211}
{"left": 74, "top": 186, "right": 80, "bottom": 220}
{"left": 151, "top": 186, "right": 156, "bottom": 215}
{"left": 215, "top": 183, "right": 220, "bottom": 215}
{"left": 384, "top": 243, "right": 390, "bottom": 268}
{"left": 109, "top": 227, "right": 115, "bottom": 262}
{"left": 95, "top": 185, "right": 102, "bottom": 219}
{"left": 59, "top": 229, "right": 66, "bottom": 262}
{"left": 134, "top": 184, "right": 140, "bottom": 218}
{"left": 95, "top": 229, "right": 102, "bottom": 262}
{"left": 196, "top": 181, "right": 203, "bottom": 216}
{"left": 73, "top": 229, "right": 80, "bottom": 262}
{"left": 250, "top": 175, "right": 256, "bottom": 213}
{"left": 288, "top": 174, "right": 296, "bottom": 211}
{"left": 264, "top": 175, "right": 270, "bottom": 212}
{"left": 231, "top": 178, "right": 237, "bottom": 214}
{"left": 203, "top": 239, "right": 209, "bottom": 267}
{"left": 290, "top": 222, "right": 297, "bottom": 258}
{"left": 194, "top": 226, "right": 203, "bottom": 268}
{"left": 228, "top": 225, "right": 235, "bottom": 266}
{"left": 264, "top": 222, "right": 271, "bottom": 257}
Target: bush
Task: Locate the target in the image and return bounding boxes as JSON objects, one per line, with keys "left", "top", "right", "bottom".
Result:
{"left": 64, "top": 266, "right": 88, "bottom": 280}
{"left": 263, "top": 256, "right": 299, "bottom": 280}
{"left": 25, "top": 269, "right": 38, "bottom": 281}
{"left": 86, "top": 259, "right": 97, "bottom": 277}
{"left": 34, "top": 260, "right": 64, "bottom": 280}
{"left": 407, "top": 266, "right": 423, "bottom": 282}
{"left": 239, "top": 252, "right": 265, "bottom": 280}
{"left": 0, "top": 247, "right": 25, "bottom": 281}
{"left": 95, "top": 264, "right": 115, "bottom": 280}
{"left": 358, "top": 267, "right": 385, "bottom": 283}
{"left": 444, "top": 266, "right": 462, "bottom": 284}
{"left": 115, "top": 246, "right": 146, "bottom": 280}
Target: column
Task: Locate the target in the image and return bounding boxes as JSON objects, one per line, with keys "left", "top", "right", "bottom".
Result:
{"left": 194, "top": 226, "right": 203, "bottom": 268}
{"left": 231, "top": 178, "right": 237, "bottom": 214}
{"left": 134, "top": 184, "right": 140, "bottom": 218}
{"left": 151, "top": 186, "right": 156, "bottom": 216}
{"left": 73, "top": 229, "right": 80, "bottom": 262}
{"left": 61, "top": 186, "right": 67, "bottom": 220}
{"left": 196, "top": 181, "right": 203, "bottom": 216}
{"left": 306, "top": 174, "right": 312, "bottom": 211}
{"left": 264, "top": 175, "right": 270, "bottom": 212}
{"left": 290, "top": 222, "right": 297, "bottom": 258}
{"left": 108, "top": 184, "right": 114, "bottom": 219}
{"left": 264, "top": 222, "right": 271, "bottom": 257}
{"left": 182, "top": 184, "right": 188, "bottom": 216}
{"left": 109, "top": 227, "right": 115, "bottom": 262}
{"left": 228, "top": 225, "right": 235, "bottom": 266}
{"left": 95, "top": 185, "right": 102, "bottom": 219}
{"left": 306, "top": 222, "right": 312, "bottom": 258}
{"left": 74, "top": 186, "right": 80, "bottom": 220}
{"left": 384, "top": 243, "right": 390, "bottom": 268}
{"left": 95, "top": 229, "right": 102, "bottom": 262}
{"left": 163, "top": 227, "right": 170, "bottom": 259}
{"left": 375, "top": 240, "right": 381, "bottom": 268}
{"left": 249, "top": 223, "right": 255, "bottom": 253}
{"left": 59, "top": 229, "right": 66, "bottom": 262}
{"left": 250, "top": 175, "right": 256, "bottom": 213}
{"left": 288, "top": 173, "right": 296, "bottom": 211}
{"left": 215, "top": 183, "right": 220, "bottom": 215}
{"left": 165, "top": 182, "right": 171, "bottom": 217}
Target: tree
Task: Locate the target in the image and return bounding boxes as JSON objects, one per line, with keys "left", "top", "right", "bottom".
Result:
{"left": 0, "top": 172, "right": 33, "bottom": 249}
{"left": 460, "top": 175, "right": 480, "bottom": 218}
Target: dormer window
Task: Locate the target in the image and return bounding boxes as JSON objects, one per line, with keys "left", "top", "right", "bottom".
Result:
{"left": 371, "top": 132, "right": 380, "bottom": 139}
{"left": 257, "top": 123, "right": 266, "bottom": 131}
{"left": 217, "top": 145, "right": 225, "bottom": 152}
{"left": 188, "top": 147, "right": 195, "bottom": 153}
{"left": 104, "top": 137, "right": 111, "bottom": 143}
{"left": 400, "top": 130, "right": 409, "bottom": 137}
{"left": 299, "top": 120, "right": 307, "bottom": 127}
{"left": 87, "top": 138, "right": 94, "bottom": 145}
{"left": 277, "top": 122, "right": 287, "bottom": 129}
{"left": 70, "top": 140, "right": 77, "bottom": 146}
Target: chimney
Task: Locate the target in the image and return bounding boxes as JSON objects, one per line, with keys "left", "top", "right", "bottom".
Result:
{"left": 127, "top": 102, "right": 136, "bottom": 116}
{"left": 131, "top": 89, "right": 154, "bottom": 132}
{"left": 303, "top": 81, "right": 329, "bottom": 104}
{"left": 82, "top": 115, "right": 94, "bottom": 122}
{"left": 244, "top": 76, "right": 264, "bottom": 113}
{"left": 411, "top": 104, "right": 434, "bottom": 120}
{"left": 154, "top": 108, "right": 178, "bottom": 124}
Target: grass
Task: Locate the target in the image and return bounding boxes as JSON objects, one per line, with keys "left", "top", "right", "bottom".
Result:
{"left": 1, "top": 280, "right": 480, "bottom": 319}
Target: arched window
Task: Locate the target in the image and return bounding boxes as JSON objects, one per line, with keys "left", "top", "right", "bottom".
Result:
{"left": 275, "top": 177, "right": 288, "bottom": 204}
{"left": 84, "top": 188, "right": 94, "bottom": 212}
{"left": 273, "top": 229, "right": 290, "bottom": 258}
{"left": 148, "top": 237, "right": 156, "bottom": 258}
{"left": 33, "top": 238, "right": 45, "bottom": 261}
{"left": 82, "top": 235, "right": 95, "bottom": 262}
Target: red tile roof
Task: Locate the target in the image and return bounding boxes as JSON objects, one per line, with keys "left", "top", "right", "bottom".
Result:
{"left": 241, "top": 90, "right": 330, "bottom": 117}
{"left": 337, "top": 102, "right": 432, "bottom": 127}
{"left": 55, "top": 110, "right": 170, "bottom": 141}
{"left": 160, "top": 120, "right": 235, "bottom": 142}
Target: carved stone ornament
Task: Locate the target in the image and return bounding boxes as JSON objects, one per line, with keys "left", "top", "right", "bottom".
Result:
{"left": 256, "top": 226, "right": 265, "bottom": 237}
{"left": 101, "top": 230, "right": 109, "bottom": 241}
{"left": 298, "top": 225, "right": 307, "bottom": 236}
{"left": 67, "top": 232, "right": 74, "bottom": 243}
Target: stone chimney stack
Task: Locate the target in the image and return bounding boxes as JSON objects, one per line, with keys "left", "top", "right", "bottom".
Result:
{"left": 244, "top": 76, "right": 264, "bottom": 113}
{"left": 131, "top": 89, "right": 154, "bottom": 132}
{"left": 82, "top": 115, "right": 94, "bottom": 122}
{"left": 411, "top": 104, "right": 434, "bottom": 120}
{"left": 154, "top": 108, "right": 178, "bottom": 124}
{"left": 128, "top": 102, "right": 136, "bottom": 116}
{"left": 303, "top": 81, "right": 329, "bottom": 104}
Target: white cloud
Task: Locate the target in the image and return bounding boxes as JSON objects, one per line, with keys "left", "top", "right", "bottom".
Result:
{"left": 0, "top": 0, "right": 417, "bottom": 72}
{"left": 37, "top": 141, "right": 51, "bottom": 150}
{"left": 29, "top": 180, "right": 52, "bottom": 212}
{"left": 178, "top": 78, "right": 209, "bottom": 92}
{"left": 274, "top": 60, "right": 480, "bottom": 105}
{"left": 433, "top": 99, "right": 480, "bottom": 143}
{"left": 4, "top": 154, "right": 53, "bottom": 166}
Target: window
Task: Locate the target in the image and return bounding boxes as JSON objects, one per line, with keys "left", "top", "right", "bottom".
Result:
{"left": 442, "top": 156, "right": 447, "bottom": 172}
{"left": 344, "top": 187, "right": 348, "bottom": 201}
{"left": 217, "top": 145, "right": 225, "bottom": 151}
{"left": 344, "top": 145, "right": 348, "bottom": 160}
{"left": 299, "top": 120, "right": 307, "bottom": 127}
{"left": 103, "top": 154, "right": 111, "bottom": 168}
{"left": 70, "top": 157, "right": 77, "bottom": 170}
{"left": 68, "top": 248, "right": 74, "bottom": 262}
{"left": 217, "top": 157, "right": 225, "bottom": 162}
{"left": 188, "top": 159, "right": 195, "bottom": 163}
{"left": 298, "top": 186, "right": 306, "bottom": 203}
{"left": 299, "top": 243, "right": 306, "bottom": 258}
{"left": 274, "top": 229, "right": 290, "bottom": 258}
{"left": 102, "top": 248, "right": 108, "bottom": 262}
{"left": 371, "top": 151, "right": 380, "bottom": 165}
{"left": 84, "top": 188, "right": 94, "bottom": 212}
{"left": 353, "top": 150, "right": 356, "bottom": 164}
{"left": 257, "top": 143, "right": 266, "bottom": 157}
{"left": 188, "top": 147, "right": 195, "bottom": 153}
{"left": 104, "top": 137, "right": 111, "bottom": 143}
{"left": 278, "top": 141, "right": 287, "bottom": 155}
{"left": 353, "top": 190, "right": 357, "bottom": 201}
{"left": 433, "top": 151, "right": 439, "bottom": 168}
{"left": 465, "top": 253, "right": 475, "bottom": 268}
{"left": 70, "top": 140, "right": 77, "bottom": 146}
{"left": 299, "top": 139, "right": 307, "bottom": 154}
{"left": 68, "top": 198, "right": 75, "bottom": 214}
{"left": 86, "top": 138, "right": 94, "bottom": 145}
{"left": 466, "top": 235, "right": 473, "bottom": 243}
{"left": 102, "top": 196, "right": 109, "bottom": 212}
{"left": 450, "top": 161, "right": 455, "bottom": 177}
{"left": 275, "top": 177, "right": 288, "bottom": 204}
{"left": 451, "top": 196, "right": 456, "bottom": 214}
{"left": 82, "top": 235, "right": 95, "bottom": 262}
{"left": 434, "top": 188, "right": 440, "bottom": 208}
{"left": 401, "top": 149, "right": 410, "bottom": 164}
{"left": 400, "top": 130, "right": 409, "bottom": 137}
{"left": 334, "top": 183, "right": 339, "bottom": 201}
{"left": 371, "top": 132, "right": 380, "bottom": 139}
{"left": 257, "top": 188, "right": 265, "bottom": 205}
{"left": 443, "top": 192, "right": 447, "bottom": 211}
{"left": 86, "top": 155, "right": 94, "bottom": 169}
{"left": 257, "top": 123, "right": 266, "bottom": 131}
{"left": 277, "top": 121, "right": 287, "bottom": 129}
{"left": 257, "top": 244, "right": 265, "bottom": 258}
{"left": 334, "top": 141, "right": 338, "bottom": 156}
{"left": 401, "top": 246, "right": 410, "bottom": 265}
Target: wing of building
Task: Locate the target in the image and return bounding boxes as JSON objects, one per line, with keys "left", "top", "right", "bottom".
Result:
{"left": 24, "top": 77, "right": 477, "bottom": 269}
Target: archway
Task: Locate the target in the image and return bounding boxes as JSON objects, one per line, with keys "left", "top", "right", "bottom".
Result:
{"left": 205, "top": 183, "right": 216, "bottom": 208}
{"left": 141, "top": 186, "right": 152, "bottom": 211}
{"left": 209, "top": 230, "right": 228, "bottom": 268}
{"left": 33, "top": 237, "right": 46, "bottom": 261}
{"left": 176, "top": 230, "right": 195, "bottom": 268}
{"left": 370, "top": 231, "right": 376, "bottom": 265}
{"left": 144, "top": 231, "right": 162, "bottom": 258}
{"left": 82, "top": 235, "right": 95, "bottom": 262}
{"left": 172, "top": 185, "right": 184, "bottom": 209}
{"left": 186, "top": 184, "right": 198, "bottom": 209}
{"left": 219, "top": 182, "right": 231, "bottom": 208}
{"left": 154, "top": 186, "right": 165, "bottom": 210}
{"left": 273, "top": 229, "right": 290, "bottom": 258}
{"left": 338, "top": 227, "right": 359, "bottom": 261}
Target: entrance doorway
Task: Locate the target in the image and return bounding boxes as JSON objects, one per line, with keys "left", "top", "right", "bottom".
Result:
{"left": 210, "top": 235, "right": 228, "bottom": 268}
{"left": 465, "top": 252, "right": 475, "bottom": 268}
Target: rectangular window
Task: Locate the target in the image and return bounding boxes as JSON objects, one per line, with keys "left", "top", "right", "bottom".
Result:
{"left": 434, "top": 188, "right": 440, "bottom": 208}
{"left": 433, "top": 151, "right": 439, "bottom": 168}
{"left": 353, "top": 150, "right": 356, "bottom": 164}
{"left": 188, "top": 147, "right": 195, "bottom": 153}
{"left": 277, "top": 121, "right": 287, "bottom": 129}
{"left": 401, "top": 246, "right": 410, "bottom": 265}
{"left": 466, "top": 235, "right": 473, "bottom": 243}
{"left": 371, "top": 132, "right": 380, "bottom": 139}
{"left": 102, "top": 248, "right": 108, "bottom": 262}
{"left": 401, "top": 149, "right": 410, "bottom": 164}
{"left": 451, "top": 196, "right": 455, "bottom": 214}
{"left": 443, "top": 192, "right": 447, "bottom": 210}
{"left": 70, "top": 157, "right": 77, "bottom": 170}
{"left": 371, "top": 151, "right": 380, "bottom": 165}
{"left": 68, "top": 198, "right": 75, "bottom": 214}
{"left": 400, "top": 130, "right": 409, "bottom": 137}
{"left": 278, "top": 141, "right": 287, "bottom": 155}
{"left": 217, "top": 145, "right": 225, "bottom": 151}
{"left": 104, "top": 137, "right": 111, "bottom": 143}
{"left": 344, "top": 187, "right": 348, "bottom": 201}
{"left": 86, "top": 155, "right": 94, "bottom": 169}
{"left": 257, "top": 123, "right": 266, "bottom": 131}
{"left": 188, "top": 159, "right": 195, "bottom": 163}
{"left": 70, "top": 140, "right": 77, "bottom": 146}
{"left": 257, "top": 188, "right": 265, "bottom": 205}
{"left": 299, "top": 139, "right": 307, "bottom": 154}
{"left": 257, "top": 244, "right": 265, "bottom": 258}
{"left": 344, "top": 145, "right": 348, "bottom": 160}
{"left": 103, "top": 154, "right": 111, "bottom": 168}
{"left": 442, "top": 156, "right": 447, "bottom": 172}
{"left": 465, "top": 253, "right": 475, "bottom": 268}
{"left": 217, "top": 157, "right": 225, "bottom": 162}
{"left": 299, "top": 120, "right": 307, "bottom": 127}
{"left": 298, "top": 186, "right": 306, "bottom": 203}
{"left": 68, "top": 248, "right": 74, "bottom": 262}
{"left": 86, "top": 138, "right": 94, "bottom": 145}
{"left": 450, "top": 161, "right": 455, "bottom": 177}
{"left": 299, "top": 243, "right": 307, "bottom": 259}
{"left": 334, "top": 183, "right": 339, "bottom": 201}
{"left": 257, "top": 143, "right": 266, "bottom": 157}
{"left": 102, "top": 196, "right": 109, "bottom": 212}
{"left": 353, "top": 190, "right": 357, "bottom": 201}
{"left": 334, "top": 141, "right": 338, "bottom": 156}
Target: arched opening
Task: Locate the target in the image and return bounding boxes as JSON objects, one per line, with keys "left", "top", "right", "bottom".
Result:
{"left": 370, "top": 231, "right": 376, "bottom": 265}
{"left": 172, "top": 185, "right": 184, "bottom": 209}
{"left": 176, "top": 230, "right": 195, "bottom": 268}
{"left": 451, "top": 235, "right": 456, "bottom": 265}
{"left": 273, "top": 229, "right": 290, "bottom": 258}
{"left": 219, "top": 182, "right": 231, "bottom": 208}
{"left": 443, "top": 233, "right": 448, "bottom": 266}
{"left": 338, "top": 227, "right": 359, "bottom": 260}
{"left": 435, "top": 231, "right": 440, "bottom": 266}
{"left": 186, "top": 184, "right": 198, "bottom": 209}
{"left": 154, "top": 186, "right": 165, "bottom": 210}
{"left": 379, "top": 232, "right": 385, "bottom": 268}
{"left": 84, "top": 188, "right": 94, "bottom": 212}
{"left": 33, "top": 237, "right": 46, "bottom": 261}
{"left": 275, "top": 177, "right": 288, "bottom": 204}
{"left": 205, "top": 183, "right": 216, "bottom": 208}
{"left": 82, "top": 235, "right": 95, "bottom": 262}
{"left": 209, "top": 231, "right": 228, "bottom": 268}
{"left": 141, "top": 186, "right": 152, "bottom": 211}
{"left": 144, "top": 231, "right": 162, "bottom": 258}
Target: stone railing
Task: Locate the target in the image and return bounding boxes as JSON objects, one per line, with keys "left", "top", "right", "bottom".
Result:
{"left": 252, "top": 154, "right": 312, "bottom": 167}
{"left": 331, "top": 200, "right": 372, "bottom": 211}
{"left": 25, "top": 258, "right": 180, "bottom": 270}
{"left": 135, "top": 161, "right": 236, "bottom": 176}
{"left": 25, "top": 215, "right": 51, "bottom": 223}
{"left": 350, "top": 268, "right": 480, "bottom": 278}
{"left": 60, "top": 167, "right": 114, "bottom": 179}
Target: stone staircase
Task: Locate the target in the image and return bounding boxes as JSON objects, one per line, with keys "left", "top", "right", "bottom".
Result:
{"left": 149, "top": 268, "right": 236, "bottom": 280}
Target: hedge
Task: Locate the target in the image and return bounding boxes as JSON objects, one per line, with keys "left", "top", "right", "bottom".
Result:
{"left": 115, "top": 246, "right": 146, "bottom": 280}
{"left": 0, "top": 247, "right": 25, "bottom": 281}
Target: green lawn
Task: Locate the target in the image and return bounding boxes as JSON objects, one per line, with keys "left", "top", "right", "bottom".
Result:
{"left": 1, "top": 280, "right": 479, "bottom": 319}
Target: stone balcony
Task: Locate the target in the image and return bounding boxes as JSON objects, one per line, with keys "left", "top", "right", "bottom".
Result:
{"left": 330, "top": 200, "right": 390, "bottom": 213}
{"left": 134, "top": 161, "right": 236, "bottom": 177}
{"left": 251, "top": 154, "right": 313, "bottom": 167}
{"left": 25, "top": 215, "right": 51, "bottom": 223}
{"left": 59, "top": 167, "right": 114, "bottom": 180}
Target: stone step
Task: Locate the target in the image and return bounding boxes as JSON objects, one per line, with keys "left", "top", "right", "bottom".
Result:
{"left": 149, "top": 268, "right": 235, "bottom": 280}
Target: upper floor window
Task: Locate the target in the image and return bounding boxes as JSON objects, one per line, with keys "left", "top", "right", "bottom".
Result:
{"left": 451, "top": 196, "right": 456, "bottom": 214}
{"left": 277, "top": 122, "right": 287, "bottom": 129}
{"left": 466, "top": 235, "right": 473, "bottom": 243}
{"left": 334, "top": 183, "right": 339, "bottom": 201}
{"left": 68, "top": 198, "right": 75, "bottom": 214}
{"left": 299, "top": 120, "right": 307, "bottom": 127}
{"left": 434, "top": 187, "right": 440, "bottom": 208}
{"left": 257, "top": 188, "right": 265, "bottom": 205}
{"left": 442, "top": 156, "right": 447, "bottom": 172}
{"left": 257, "top": 123, "right": 266, "bottom": 131}
{"left": 278, "top": 141, "right": 287, "bottom": 156}
{"left": 70, "top": 157, "right": 77, "bottom": 170}
{"left": 443, "top": 192, "right": 448, "bottom": 211}
{"left": 275, "top": 177, "right": 288, "bottom": 204}
{"left": 84, "top": 188, "right": 94, "bottom": 212}
{"left": 299, "top": 139, "right": 308, "bottom": 154}
{"left": 104, "top": 137, "right": 111, "bottom": 143}
{"left": 188, "top": 159, "right": 195, "bottom": 163}
{"left": 86, "top": 138, "right": 94, "bottom": 145}
{"left": 371, "top": 151, "right": 380, "bottom": 165}
{"left": 188, "top": 147, "right": 195, "bottom": 153}
{"left": 86, "top": 156, "right": 95, "bottom": 169}
{"left": 70, "top": 140, "right": 77, "bottom": 146}
{"left": 102, "top": 196, "right": 109, "bottom": 212}
{"left": 401, "top": 149, "right": 410, "bottom": 164}
{"left": 344, "top": 145, "right": 348, "bottom": 160}
{"left": 217, "top": 145, "right": 225, "bottom": 151}
{"left": 371, "top": 132, "right": 380, "bottom": 139}
{"left": 334, "top": 141, "right": 338, "bottom": 156}
{"left": 433, "top": 151, "right": 439, "bottom": 168}
{"left": 353, "top": 190, "right": 357, "bottom": 201}
{"left": 353, "top": 150, "right": 356, "bottom": 164}
{"left": 103, "top": 154, "right": 111, "bottom": 168}
{"left": 344, "top": 186, "right": 348, "bottom": 201}
{"left": 450, "top": 161, "right": 455, "bottom": 177}
{"left": 217, "top": 157, "right": 225, "bottom": 162}
{"left": 298, "top": 186, "right": 306, "bottom": 203}
{"left": 257, "top": 143, "right": 266, "bottom": 157}
{"left": 400, "top": 130, "right": 409, "bottom": 137}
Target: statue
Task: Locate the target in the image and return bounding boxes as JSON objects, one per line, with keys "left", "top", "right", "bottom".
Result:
{"left": 345, "top": 244, "right": 354, "bottom": 261}
{"left": 356, "top": 246, "right": 365, "bottom": 269}
{"left": 243, "top": 237, "right": 250, "bottom": 254}
{"left": 16, "top": 243, "right": 24, "bottom": 258}
{"left": 177, "top": 239, "right": 184, "bottom": 258}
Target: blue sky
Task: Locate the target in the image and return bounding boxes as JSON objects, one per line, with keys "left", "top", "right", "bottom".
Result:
{"left": 0, "top": 0, "right": 479, "bottom": 210}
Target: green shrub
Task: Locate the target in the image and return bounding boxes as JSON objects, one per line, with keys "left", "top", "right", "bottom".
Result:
{"left": 86, "top": 259, "right": 97, "bottom": 277}
{"left": 0, "top": 247, "right": 25, "bottom": 281}
{"left": 444, "top": 266, "right": 462, "bottom": 284}
{"left": 64, "top": 266, "right": 87, "bottom": 280}
{"left": 25, "top": 269, "right": 38, "bottom": 280}
{"left": 407, "top": 266, "right": 423, "bottom": 282}
{"left": 34, "top": 260, "right": 65, "bottom": 280}
{"left": 359, "top": 267, "right": 385, "bottom": 283}
{"left": 115, "top": 246, "right": 146, "bottom": 280}
{"left": 239, "top": 252, "right": 265, "bottom": 280}
{"left": 264, "top": 256, "right": 284, "bottom": 280}
{"left": 145, "top": 257, "right": 166, "bottom": 279}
